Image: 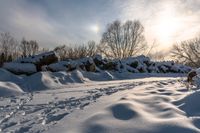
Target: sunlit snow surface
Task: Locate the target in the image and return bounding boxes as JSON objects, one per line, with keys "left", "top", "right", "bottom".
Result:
{"left": 0, "top": 69, "right": 200, "bottom": 133}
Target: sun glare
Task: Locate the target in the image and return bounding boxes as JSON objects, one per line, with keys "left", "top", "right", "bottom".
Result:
{"left": 152, "top": 2, "right": 184, "bottom": 47}
{"left": 155, "top": 18, "right": 182, "bottom": 44}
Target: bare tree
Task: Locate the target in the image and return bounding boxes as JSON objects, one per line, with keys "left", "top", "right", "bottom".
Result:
{"left": 29, "top": 40, "right": 39, "bottom": 55}
{"left": 171, "top": 37, "right": 200, "bottom": 67}
{"left": 99, "top": 20, "right": 147, "bottom": 59}
{"left": 148, "top": 51, "right": 167, "bottom": 61}
{"left": 145, "top": 39, "right": 167, "bottom": 61}
{"left": 54, "top": 41, "right": 98, "bottom": 60}
{"left": 20, "top": 38, "right": 39, "bottom": 57}
{"left": 0, "top": 32, "right": 19, "bottom": 63}
{"left": 87, "top": 40, "right": 97, "bottom": 57}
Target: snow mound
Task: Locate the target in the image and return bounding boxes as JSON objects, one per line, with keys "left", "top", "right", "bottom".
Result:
{"left": 25, "top": 70, "right": 89, "bottom": 91}
{"left": 83, "top": 101, "right": 198, "bottom": 133}
{"left": 0, "top": 81, "right": 23, "bottom": 97}
{"left": 0, "top": 69, "right": 25, "bottom": 96}
{"left": 82, "top": 98, "right": 199, "bottom": 133}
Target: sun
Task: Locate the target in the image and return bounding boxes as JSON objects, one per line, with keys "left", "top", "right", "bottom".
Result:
{"left": 90, "top": 25, "right": 99, "bottom": 33}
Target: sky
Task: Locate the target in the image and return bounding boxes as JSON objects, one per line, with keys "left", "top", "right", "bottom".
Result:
{"left": 0, "top": 0, "right": 200, "bottom": 50}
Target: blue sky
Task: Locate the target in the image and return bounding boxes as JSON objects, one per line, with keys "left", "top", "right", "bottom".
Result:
{"left": 0, "top": 0, "right": 200, "bottom": 49}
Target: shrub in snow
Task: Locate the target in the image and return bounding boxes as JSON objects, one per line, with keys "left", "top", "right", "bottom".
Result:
{"left": 3, "top": 63, "right": 37, "bottom": 75}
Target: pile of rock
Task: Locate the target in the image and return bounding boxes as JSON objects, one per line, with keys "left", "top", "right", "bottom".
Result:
{"left": 3, "top": 52, "right": 192, "bottom": 75}
{"left": 3, "top": 51, "right": 59, "bottom": 75}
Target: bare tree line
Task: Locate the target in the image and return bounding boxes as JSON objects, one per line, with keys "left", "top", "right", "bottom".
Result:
{"left": 54, "top": 40, "right": 97, "bottom": 60}
{"left": 171, "top": 37, "right": 200, "bottom": 67}
{"left": 99, "top": 20, "right": 147, "bottom": 59}
{"left": 1, "top": 19, "right": 199, "bottom": 68}
{"left": 0, "top": 33, "right": 50, "bottom": 66}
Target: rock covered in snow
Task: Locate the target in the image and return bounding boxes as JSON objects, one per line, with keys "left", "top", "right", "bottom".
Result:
{"left": 47, "top": 61, "right": 70, "bottom": 72}
{"left": 3, "top": 63, "right": 37, "bottom": 75}
{"left": 15, "top": 51, "right": 59, "bottom": 71}
{"left": 78, "top": 57, "right": 96, "bottom": 72}
{"left": 3, "top": 53, "right": 192, "bottom": 75}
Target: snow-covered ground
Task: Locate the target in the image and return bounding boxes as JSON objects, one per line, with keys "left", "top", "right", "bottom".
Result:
{"left": 1, "top": 68, "right": 200, "bottom": 133}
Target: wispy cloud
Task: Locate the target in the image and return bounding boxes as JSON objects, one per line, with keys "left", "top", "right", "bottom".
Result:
{"left": 116, "top": 0, "right": 200, "bottom": 49}
{"left": 0, "top": 0, "right": 200, "bottom": 49}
